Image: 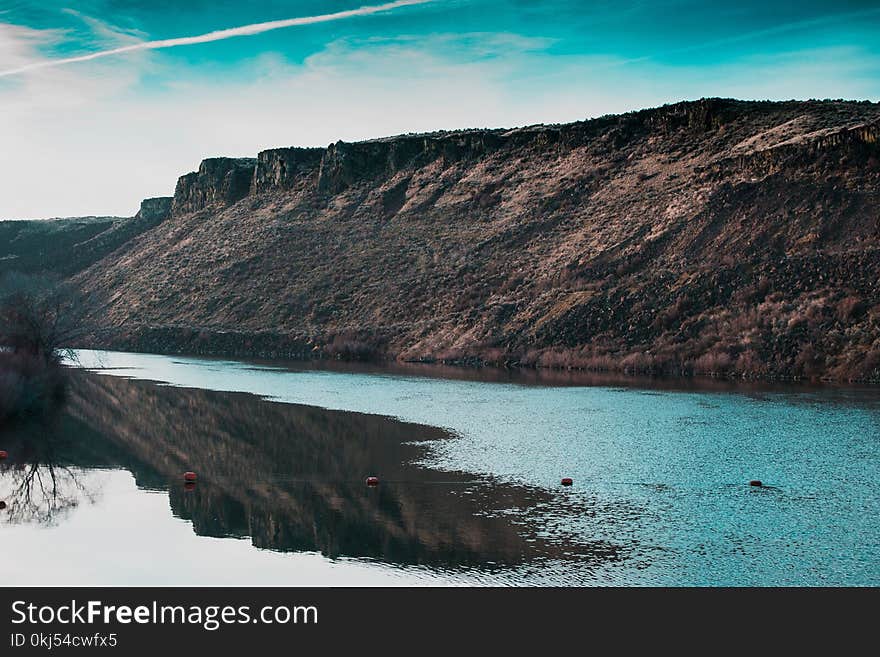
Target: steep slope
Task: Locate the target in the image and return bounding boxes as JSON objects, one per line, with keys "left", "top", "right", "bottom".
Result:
{"left": 0, "top": 197, "right": 171, "bottom": 278}
{"left": 72, "top": 99, "right": 880, "bottom": 381}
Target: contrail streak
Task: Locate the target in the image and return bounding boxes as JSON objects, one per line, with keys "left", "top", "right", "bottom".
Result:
{"left": 0, "top": 0, "right": 432, "bottom": 78}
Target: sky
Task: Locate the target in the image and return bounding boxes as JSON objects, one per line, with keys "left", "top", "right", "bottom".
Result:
{"left": 1, "top": 0, "right": 879, "bottom": 219}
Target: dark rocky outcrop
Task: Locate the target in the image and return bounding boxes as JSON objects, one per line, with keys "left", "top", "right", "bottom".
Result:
{"left": 172, "top": 157, "right": 257, "bottom": 216}
{"left": 135, "top": 196, "right": 172, "bottom": 222}
{"left": 253, "top": 147, "right": 324, "bottom": 192}
{"left": 316, "top": 132, "right": 505, "bottom": 194}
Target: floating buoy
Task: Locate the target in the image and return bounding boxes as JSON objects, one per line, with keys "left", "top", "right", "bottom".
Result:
{"left": 749, "top": 480, "right": 763, "bottom": 487}
{"left": 0, "top": 450, "right": 7, "bottom": 460}
{"left": 366, "top": 476, "right": 379, "bottom": 487}
{"left": 184, "top": 482, "right": 196, "bottom": 492}
{"left": 0, "top": 501, "right": 6, "bottom": 510}
{"left": 561, "top": 477, "right": 573, "bottom": 486}
{"left": 183, "top": 471, "right": 197, "bottom": 482}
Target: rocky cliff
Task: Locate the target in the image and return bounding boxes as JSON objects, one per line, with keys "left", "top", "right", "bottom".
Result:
{"left": 136, "top": 196, "right": 172, "bottom": 222}
{"left": 52, "top": 98, "right": 880, "bottom": 381}
{"left": 172, "top": 157, "right": 256, "bottom": 216}
{"left": 252, "top": 147, "right": 324, "bottom": 193}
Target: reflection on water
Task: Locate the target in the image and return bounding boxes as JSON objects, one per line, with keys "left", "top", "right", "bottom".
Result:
{"left": 1, "top": 350, "right": 879, "bottom": 586}
{"left": 0, "top": 371, "right": 625, "bottom": 585}
{"left": 0, "top": 423, "right": 97, "bottom": 528}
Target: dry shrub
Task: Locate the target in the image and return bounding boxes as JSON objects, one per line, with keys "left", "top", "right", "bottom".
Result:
{"left": 479, "top": 347, "right": 508, "bottom": 365}
{"left": 518, "top": 349, "right": 542, "bottom": 367}
{"left": 731, "top": 284, "right": 757, "bottom": 305}
{"left": 324, "top": 334, "right": 382, "bottom": 361}
{"left": 435, "top": 348, "right": 465, "bottom": 362}
{"left": 836, "top": 296, "right": 866, "bottom": 323}
{"left": 537, "top": 349, "right": 575, "bottom": 369}
{"left": 786, "top": 310, "right": 809, "bottom": 330}
{"left": 498, "top": 275, "right": 525, "bottom": 295}
{"left": 733, "top": 349, "right": 769, "bottom": 377}
{"left": 522, "top": 347, "right": 667, "bottom": 373}
{"left": 792, "top": 344, "right": 822, "bottom": 378}
{"left": 829, "top": 348, "right": 880, "bottom": 381}
{"left": 804, "top": 297, "right": 831, "bottom": 323}
{"left": 692, "top": 350, "right": 733, "bottom": 375}
{"left": 619, "top": 352, "right": 658, "bottom": 373}
{"left": 579, "top": 353, "right": 618, "bottom": 371}
{"left": 0, "top": 352, "right": 67, "bottom": 424}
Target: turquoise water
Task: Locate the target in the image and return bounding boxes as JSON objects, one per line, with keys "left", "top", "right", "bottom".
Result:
{"left": 1, "top": 350, "right": 878, "bottom": 585}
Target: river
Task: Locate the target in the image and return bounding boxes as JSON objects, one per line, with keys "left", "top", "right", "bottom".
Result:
{"left": 0, "top": 350, "right": 877, "bottom": 585}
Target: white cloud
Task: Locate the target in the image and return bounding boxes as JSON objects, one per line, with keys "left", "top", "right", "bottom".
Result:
{"left": 0, "top": 0, "right": 433, "bottom": 78}
{"left": 0, "top": 21, "right": 64, "bottom": 72}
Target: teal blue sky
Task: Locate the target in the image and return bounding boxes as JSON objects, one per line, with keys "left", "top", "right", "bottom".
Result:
{"left": 2, "top": 1, "right": 879, "bottom": 218}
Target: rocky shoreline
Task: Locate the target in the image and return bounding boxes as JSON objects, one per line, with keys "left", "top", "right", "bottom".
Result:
{"left": 77, "top": 323, "right": 880, "bottom": 384}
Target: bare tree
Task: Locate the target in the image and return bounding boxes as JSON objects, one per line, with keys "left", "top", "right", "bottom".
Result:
{"left": 0, "top": 273, "right": 86, "bottom": 363}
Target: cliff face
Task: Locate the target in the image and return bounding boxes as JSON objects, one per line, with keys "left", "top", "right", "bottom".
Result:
{"left": 172, "top": 157, "right": 256, "bottom": 216}
{"left": 66, "top": 98, "right": 880, "bottom": 381}
{"left": 314, "top": 132, "right": 507, "bottom": 194}
{"left": 135, "top": 196, "right": 172, "bottom": 222}
{"left": 252, "top": 147, "right": 324, "bottom": 193}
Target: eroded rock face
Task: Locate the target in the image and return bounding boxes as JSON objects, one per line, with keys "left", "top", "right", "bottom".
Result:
{"left": 135, "top": 197, "right": 172, "bottom": 222}
{"left": 172, "top": 132, "right": 514, "bottom": 202}
{"left": 172, "top": 157, "right": 256, "bottom": 216}
{"left": 252, "top": 148, "right": 324, "bottom": 192}
{"left": 316, "top": 132, "right": 507, "bottom": 194}
{"left": 158, "top": 100, "right": 880, "bottom": 215}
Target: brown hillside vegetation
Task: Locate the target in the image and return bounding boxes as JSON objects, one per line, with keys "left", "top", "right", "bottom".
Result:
{"left": 67, "top": 98, "right": 880, "bottom": 381}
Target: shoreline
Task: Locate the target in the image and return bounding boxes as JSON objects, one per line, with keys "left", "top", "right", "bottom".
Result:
{"left": 69, "top": 342, "right": 880, "bottom": 394}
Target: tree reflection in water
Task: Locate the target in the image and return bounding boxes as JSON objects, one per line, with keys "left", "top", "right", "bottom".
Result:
{"left": 0, "top": 419, "right": 100, "bottom": 526}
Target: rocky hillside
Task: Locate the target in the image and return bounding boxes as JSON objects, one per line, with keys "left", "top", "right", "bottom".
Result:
{"left": 43, "top": 99, "right": 880, "bottom": 380}
{"left": 0, "top": 197, "right": 171, "bottom": 278}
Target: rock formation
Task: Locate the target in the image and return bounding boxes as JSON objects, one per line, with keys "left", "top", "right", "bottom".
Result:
{"left": 135, "top": 197, "right": 172, "bottom": 222}
{"left": 172, "top": 157, "right": 257, "bottom": 216}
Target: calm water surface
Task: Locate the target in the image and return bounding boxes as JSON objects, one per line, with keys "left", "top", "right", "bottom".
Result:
{"left": 1, "top": 350, "right": 878, "bottom": 586}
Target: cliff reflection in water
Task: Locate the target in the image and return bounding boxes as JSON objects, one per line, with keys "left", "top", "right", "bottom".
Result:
{"left": 0, "top": 370, "right": 624, "bottom": 573}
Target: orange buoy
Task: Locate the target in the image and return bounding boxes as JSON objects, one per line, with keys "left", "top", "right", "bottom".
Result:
{"left": 366, "top": 476, "right": 379, "bottom": 487}
{"left": 749, "top": 480, "right": 763, "bottom": 487}
{"left": 184, "top": 471, "right": 197, "bottom": 482}
{"left": 561, "top": 477, "right": 573, "bottom": 486}
{"left": 0, "top": 450, "right": 7, "bottom": 460}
